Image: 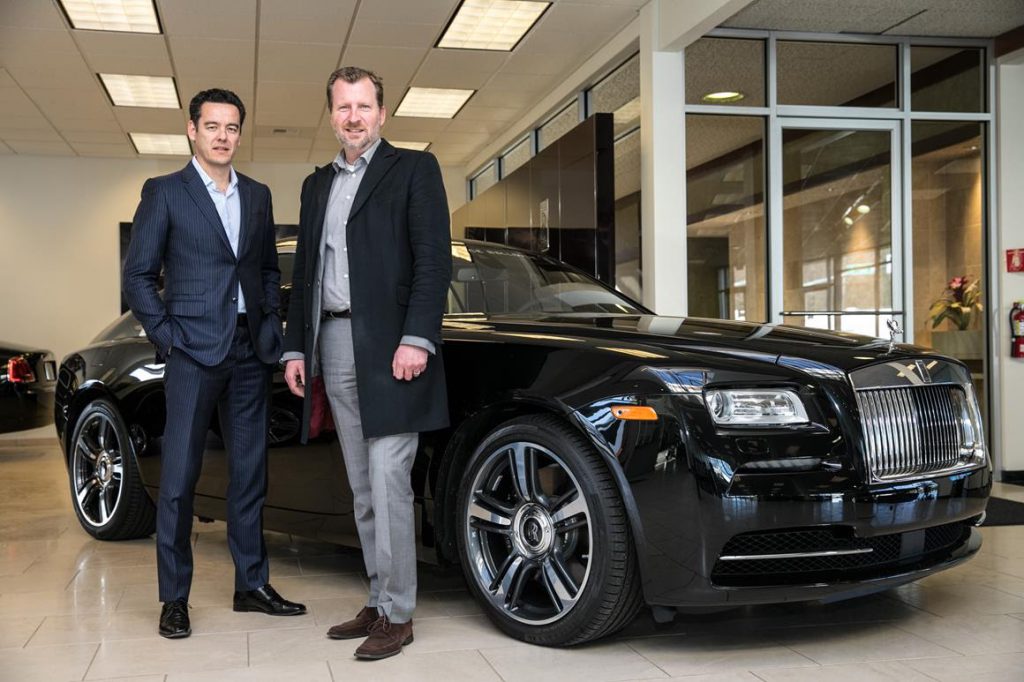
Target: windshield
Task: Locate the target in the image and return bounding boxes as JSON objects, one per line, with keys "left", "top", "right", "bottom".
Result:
{"left": 448, "top": 243, "right": 644, "bottom": 315}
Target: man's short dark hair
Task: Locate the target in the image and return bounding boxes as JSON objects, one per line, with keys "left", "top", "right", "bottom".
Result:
{"left": 189, "top": 89, "right": 246, "bottom": 129}
{"left": 326, "top": 67, "right": 384, "bottom": 109}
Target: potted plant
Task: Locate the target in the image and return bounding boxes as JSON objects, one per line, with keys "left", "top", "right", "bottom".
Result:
{"left": 928, "top": 275, "right": 984, "bottom": 359}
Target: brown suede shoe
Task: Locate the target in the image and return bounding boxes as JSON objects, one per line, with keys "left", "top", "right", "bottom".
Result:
{"left": 326, "top": 606, "right": 379, "bottom": 640}
{"left": 354, "top": 616, "right": 414, "bottom": 660}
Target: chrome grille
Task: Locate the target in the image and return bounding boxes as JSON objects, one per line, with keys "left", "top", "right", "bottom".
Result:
{"left": 855, "top": 384, "right": 975, "bottom": 482}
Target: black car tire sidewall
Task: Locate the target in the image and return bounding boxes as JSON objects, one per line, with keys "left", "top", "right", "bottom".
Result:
{"left": 456, "top": 414, "right": 640, "bottom": 646}
{"left": 68, "top": 398, "right": 155, "bottom": 540}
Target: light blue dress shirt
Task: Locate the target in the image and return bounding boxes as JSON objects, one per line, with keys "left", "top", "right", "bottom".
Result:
{"left": 191, "top": 156, "right": 245, "bottom": 314}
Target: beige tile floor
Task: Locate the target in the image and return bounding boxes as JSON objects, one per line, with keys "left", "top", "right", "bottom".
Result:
{"left": 2, "top": 433, "right": 1024, "bottom": 682}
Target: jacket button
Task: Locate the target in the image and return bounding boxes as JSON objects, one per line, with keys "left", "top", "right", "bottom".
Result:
{"left": 231, "top": 296, "right": 238, "bottom": 302}
{"left": 305, "top": 324, "right": 311, "bottom": 330}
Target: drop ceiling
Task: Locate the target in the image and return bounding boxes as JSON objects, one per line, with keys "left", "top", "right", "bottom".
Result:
{"left": 0, "top": 0, "right": 1019, "bottom": 167}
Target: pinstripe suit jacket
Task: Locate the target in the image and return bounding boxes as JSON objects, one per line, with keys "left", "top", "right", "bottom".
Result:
{"left": 123, "top": 162, "right": 282, "bottom": 366}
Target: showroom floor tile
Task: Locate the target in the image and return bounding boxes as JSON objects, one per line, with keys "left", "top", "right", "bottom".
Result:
{"left": 3, "top": 439, "right": 1024, "bottom": 681}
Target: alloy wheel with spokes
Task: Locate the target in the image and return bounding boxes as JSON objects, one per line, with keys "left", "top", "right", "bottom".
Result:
{"left": 456, "top": 414, "right": 641, "bottom": 646}
{"left": 67, "top": 398, "right": 156, "bottom": 540}
{"left": 72, "top": 409, "right": 125, "bottom": 527}
{"left": 466, "top": 440, "right": 593, "bottom": 625}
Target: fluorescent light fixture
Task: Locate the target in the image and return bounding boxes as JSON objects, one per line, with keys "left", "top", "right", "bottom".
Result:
{"left": 390, "top": 140, "right": 432, "bottom": 151}
{"left": 701, "top": 90, "right": 745, "bottom": 103}
{"left": 395, "top": 88, "right": 474, "bottom": 119}
{"left": 100, "top": 74, "right": 179, "bottom": 108}
{"left": 129, "top": 133, "right": 190, "bottom": 155}
{"left": 438, "top": 0, "right": 550, "bottom": 51}
{"left": 59, "top": 0, "right": 160, "bottom": 33}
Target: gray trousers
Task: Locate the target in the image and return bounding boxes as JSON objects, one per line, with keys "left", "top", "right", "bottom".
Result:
{"left": 319, "top": 318, "right": 418, "bottom": 623}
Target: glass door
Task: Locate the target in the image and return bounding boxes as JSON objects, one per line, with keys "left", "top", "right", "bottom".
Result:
{"left": 770, "top": 119, "right": 903, "bottom": 337}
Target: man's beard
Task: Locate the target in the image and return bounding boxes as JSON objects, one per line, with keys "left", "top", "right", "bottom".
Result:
{"left": 336, "top": 128, "right": 379, "bottom": 156}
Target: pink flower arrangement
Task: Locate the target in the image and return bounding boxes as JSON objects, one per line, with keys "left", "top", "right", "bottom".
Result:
{"left": 928, "top": 275, "right": 982, "bottom": 330}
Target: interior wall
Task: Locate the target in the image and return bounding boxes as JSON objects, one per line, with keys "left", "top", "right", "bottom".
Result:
{"left": 0, "top": 153, "right": 466, "bottom": 363}
{"left": 997, "top": 57, "right": 1024, "bottom": 474}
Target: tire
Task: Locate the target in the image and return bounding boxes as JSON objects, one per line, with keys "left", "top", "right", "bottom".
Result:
{"left": 456, "top": 414, "right": 642, "bottom": 646}
{"left": 68, "top": 398, "right": 156, "bottom": 540}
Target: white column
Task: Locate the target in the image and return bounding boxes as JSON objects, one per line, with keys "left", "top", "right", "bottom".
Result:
{"left": 639, "top": 2, "right": 687, "bottom": 315}
{"left": 996, "top": 53, "right": 1024, "bottom": 475}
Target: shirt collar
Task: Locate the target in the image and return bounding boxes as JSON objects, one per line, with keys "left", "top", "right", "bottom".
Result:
{"left": 191, "top": 156, "right": 237, "bottom": 193}
{"left": 333, "top": 138, "right": 382, "bottom": 173}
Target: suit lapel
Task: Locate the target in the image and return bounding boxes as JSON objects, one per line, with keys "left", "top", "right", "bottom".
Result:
{"left": 237, "top": 174, "right": 253, "bottom": 259}
{"left": 348, "top": 140, "right": 398, "bottom": 221}
{"left": 181, "top": 162, "right": 234, "bottom": 257}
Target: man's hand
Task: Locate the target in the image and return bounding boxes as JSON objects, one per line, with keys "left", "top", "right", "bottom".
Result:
{"left": 284, "top": 359, "right": 306, "bottom": 397}
{"left": 392, "top": 344, "right": 428, "bottom": 381}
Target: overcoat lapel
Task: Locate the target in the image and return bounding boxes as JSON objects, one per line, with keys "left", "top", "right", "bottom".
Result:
{"left": 308, "top": 163, "right": 335, "bottom": 271}
{"left": 181, "top": 163, "right": 235, "bottom": 258}
{"left": 348, "top": 140, "right": 398, "bottom": 221}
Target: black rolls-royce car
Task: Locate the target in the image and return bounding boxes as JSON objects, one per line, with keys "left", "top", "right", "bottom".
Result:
{"left": 54, "top": 240, "right": 991, "bottom": 646}
{"left": 2, "top": 340, "right": 57, "bottom": 433}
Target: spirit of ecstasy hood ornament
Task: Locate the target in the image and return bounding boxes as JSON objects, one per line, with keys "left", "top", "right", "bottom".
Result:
{"left": 886, "top": 318, "right": 903, "bottom": 353}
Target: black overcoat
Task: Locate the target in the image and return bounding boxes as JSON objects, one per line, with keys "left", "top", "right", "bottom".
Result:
{"left": 283, "top": 140, "right": 451, "bottom": 440}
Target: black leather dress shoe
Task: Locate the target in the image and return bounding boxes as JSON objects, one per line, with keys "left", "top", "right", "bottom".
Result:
{"left": 159, "top": 599, "right": 191, "bottom": 639}
{"left": 233, "top": 583, "right": 306, "bottom": 616}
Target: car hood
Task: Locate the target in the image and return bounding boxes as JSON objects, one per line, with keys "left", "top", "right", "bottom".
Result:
{"left": 445, "top": 314, "right": 938, "bottom": 375}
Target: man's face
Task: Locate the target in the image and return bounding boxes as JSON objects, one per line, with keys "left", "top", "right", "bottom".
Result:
{"left": 187, "top": 102, "right": 241, "bottom": 170}
{"left": 330, "top": 77, "right": 385, "bottom": 160}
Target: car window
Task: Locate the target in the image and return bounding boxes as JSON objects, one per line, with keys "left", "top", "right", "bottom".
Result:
{"left": 448, "top": 244, "right": 644, "bottom": 315}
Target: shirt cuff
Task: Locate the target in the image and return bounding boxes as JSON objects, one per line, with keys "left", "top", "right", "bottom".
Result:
{"left": 281, "top": 351, "right": 305, "bottom": 363}
{"left": 400, "top": 335, "right": 436, "bottom": 355}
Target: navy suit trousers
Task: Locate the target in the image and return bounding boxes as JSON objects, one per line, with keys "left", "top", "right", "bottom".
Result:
{"left": 157, "top": 324, "right": 271, "bottom": 602}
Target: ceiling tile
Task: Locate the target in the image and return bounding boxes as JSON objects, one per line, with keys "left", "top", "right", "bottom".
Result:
{"left": 501, "top": 49, "right": 579, "bottom": 75}
{"left": 415, "top": 49, "right": 509, "bottom": 89}
{"left": 356, "top": 0, "right": 454, "bottom": 25}
{"left": 456, "top": 103, "right": 523, "bottom": 121}
{"left": 158, "top": 0, "right": 257, "bottom": 40}
{"left": 0, "top": 0, "right": 67, "bottom": 29}
{"left": 5, "top": 139, "right": 74, "bottom": 155}
{"left": 259, "top": 0, "right": 358, "bottom": 42}
{"left": 258, "top": 41, "right": 341, "bottom": 83}
{"left": 0, "top": 86, "right": 42, "bottom": 116}
{"left": 256, "top": 148, "right": 313, "bottom": 162}
{"left": 63, "top": 129, "right": 128, "bottom": 143}
{"left": 114, "top": 107, "right": 188, "bottom": 132}
{"left": 338, "top": 45, "right": 426, "bottom": 110}
{"left": 168, "top": 37, "right": 256, "bottom": 81}
{"left": 49, "top": 116, "right": 122, "bottom": 133}
{"left": 254, "top": 135, "right": 314, "bottom": 151}
{"left": 28, "top": 86, "right": 112, "bottom": 119}
{"left": 255, "top": 81, "right": 324, "bottom": 127}
{"left": 176, "top": 79, "right": 254, "bottom": 111}
{"left": 0, "top": 116, "right": 58, "bottom": 134}
{"left": 485, "top": 72, "right": 555, "bottom": 94}
{"left": 348, "top": 21, "right": 441, "bottom": 49}
{"left": 0, "top": 141, "right": 13, "bottom": 154}
{"left": 74, "top": 32, "right": 173, "bottom": 75}
{"left": 70, "top": 141, "right": 136, "bottom": 157}
{"left": 0, "top": 26, "right": 78, "bottom": 59}
{"left": 538, "top": 1, "right": 638, "bottom": 33}
{"left": 1, "top": 51, "right": 97, "bottom": 89}
{"left": 383, "top": 117, "right": 451, "bottom": 133}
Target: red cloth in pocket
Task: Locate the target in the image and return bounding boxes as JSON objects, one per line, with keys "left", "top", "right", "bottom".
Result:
{"left": 308, "top": 375, "right": 335, "bottom": 439}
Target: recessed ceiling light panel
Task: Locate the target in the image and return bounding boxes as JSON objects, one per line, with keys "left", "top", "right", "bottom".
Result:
{"left": 438, "top": 0, "right": 550, "bottom": 51}
{"left": 100, "top": 74, "right": 179, "bottom": 108}
{"left": 701, "top": 91, "right": 745, "bottom": 103}
{"left": 390, "top": 141, "right": 432, "bottom": 151}
{"left": 395, "top": 88, "right": 475, "bottom": 119}
{"left": 59, "top": 0, "right": 161, "bottom": 33}
{"left": 130, "top": 133, "right": 190, "bottom": 155}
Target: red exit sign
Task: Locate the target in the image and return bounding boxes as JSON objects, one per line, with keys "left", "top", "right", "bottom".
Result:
{"left": 1009, "top": 249, "right": 1024, "bottom": 273}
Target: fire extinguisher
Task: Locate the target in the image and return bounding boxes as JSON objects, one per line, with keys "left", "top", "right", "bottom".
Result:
{"left": 1012, "top": 301, "right": 1024, "bottom": 358}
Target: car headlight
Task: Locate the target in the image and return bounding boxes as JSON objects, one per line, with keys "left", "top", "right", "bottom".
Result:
{"left": 953, "top": 383, "right": 987, "bottom": 464}
{"left": 704, "top": 389, "right": 809, "bottom": 426}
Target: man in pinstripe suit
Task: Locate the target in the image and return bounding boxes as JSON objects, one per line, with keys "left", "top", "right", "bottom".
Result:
{"left": 123, "top": 89, "right": 306, "bottom": 639}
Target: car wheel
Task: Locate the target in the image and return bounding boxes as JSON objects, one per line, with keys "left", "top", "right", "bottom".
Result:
{"left": 456, "top": 414, "right": 642, "bottom": 646}
{"left": 68, "top": 398, "right": 156, "bottom": 540}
